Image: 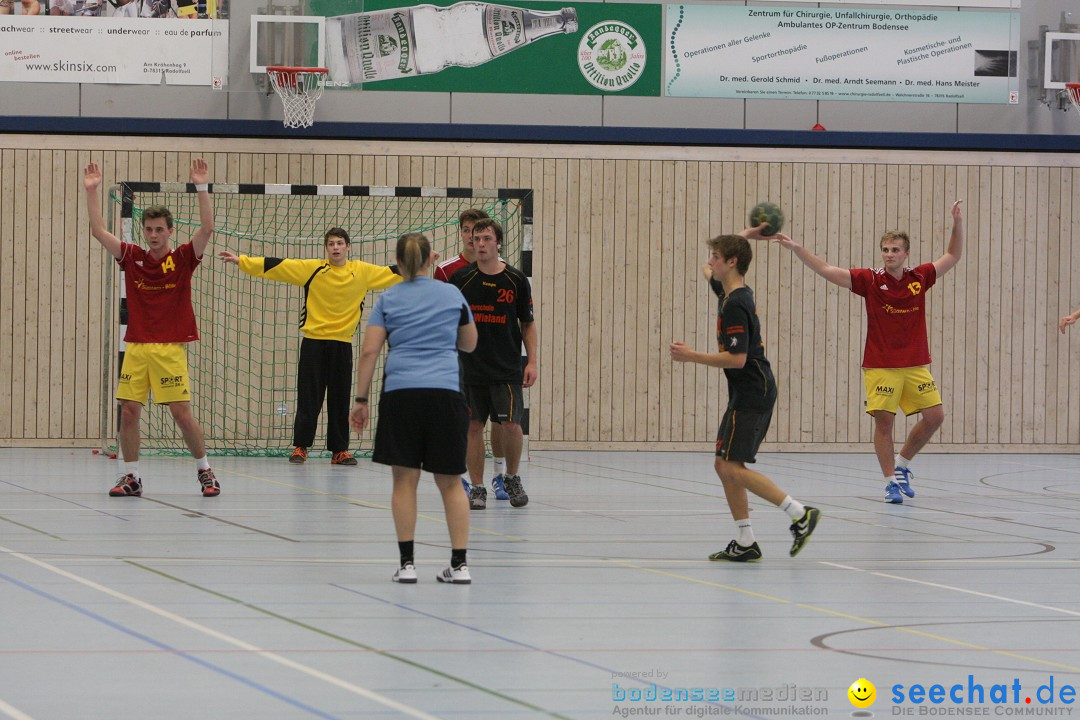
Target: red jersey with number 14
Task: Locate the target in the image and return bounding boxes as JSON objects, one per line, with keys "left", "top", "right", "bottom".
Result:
{"left": 849, "top": 263, "right": 936, "bottom": 369}
{"left": 118, "top": 241, "right": 201, "bottom": 343}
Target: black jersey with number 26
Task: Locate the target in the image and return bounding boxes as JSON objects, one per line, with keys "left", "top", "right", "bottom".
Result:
{"left": 710, "top": 278, "right": 776, "bottom": 410}
{"left": 450, "top": 262, "right": 534, "bottom": 384}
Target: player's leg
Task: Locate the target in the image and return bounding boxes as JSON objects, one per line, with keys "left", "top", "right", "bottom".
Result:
{"left": 492, "top": 384, "right": 528, "bottom": 507}
{"left": 489, "top": 422, "right": 509, "bottom": 499}
{"left": 893, "top": 367, "right": 945, "bottom": 498}
{"left": 865, "top": 368, "right": 906, "bottom": 503}
{"left": 463, "top": 385, "right": 490, "bottom": 509}
{"left": 291, "top": 338, "right": 327, "bottom": 460}
{"left": 148, "top": 343, "right": 218, "bottom": 496}
{"left": 112, "top": 345, "right": 151, "bottom": 496}
{"left": 428, "top": 390, "right": 471, "bottom": 583}
{"left": 326, "top": 340, "right": 356, "bottom": 465}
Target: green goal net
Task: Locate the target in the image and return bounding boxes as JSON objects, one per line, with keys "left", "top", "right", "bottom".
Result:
{"left": 104, "top": 183, "right": 530, "bottom": 457}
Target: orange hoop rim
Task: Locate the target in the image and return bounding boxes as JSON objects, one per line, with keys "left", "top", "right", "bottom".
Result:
{"left": 1067, "top": 82, "right": 1080, "bottom": 110}
{"left": 266, "top": 66, "right": 329, "bottom": 87}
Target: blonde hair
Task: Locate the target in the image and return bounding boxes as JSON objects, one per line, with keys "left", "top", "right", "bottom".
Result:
{"left": 396, "top": 232, "right": 431, "bottom": 280}
{"left": 880, "top": 230, "right": 910, "bottom": 252}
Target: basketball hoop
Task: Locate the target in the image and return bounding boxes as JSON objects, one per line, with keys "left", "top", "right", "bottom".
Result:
{"left": 1067, "top": 83, "right": 1080, "bottom": 114}
{"left": 266, "top": 66, "right": 329, "bottom": 129}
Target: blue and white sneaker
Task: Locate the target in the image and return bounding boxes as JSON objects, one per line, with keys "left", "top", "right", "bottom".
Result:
{"left": 491, "top": 474, "right": 510, "bottom": 500}
{"left": 884, "top": 481, "right": 903, "bottom": 504}
{"left": 893, "top": 466, "right": 916, "bottom": 498}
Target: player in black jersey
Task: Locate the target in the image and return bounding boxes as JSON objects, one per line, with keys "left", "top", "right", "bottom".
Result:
{"left": 450, "top": 219, "right": 537, "bottom": 509}
{"left": 670, "top": 228, "right": 820, "bottom": 561}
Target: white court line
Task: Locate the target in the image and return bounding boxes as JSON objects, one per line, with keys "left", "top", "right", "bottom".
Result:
{"left": 823, "top": 562, "right": 1080, "bottom": 618}
{"left": 0, "top": 545, "right": 441, "bottom": 720}
{"left": 0, "top": 698, "right": 35, "bottom": 720}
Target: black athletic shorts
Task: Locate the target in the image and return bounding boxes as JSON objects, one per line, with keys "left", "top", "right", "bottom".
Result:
{"left": 715, "top": 403, "right": 774, "bottom": 464}
{"left": 463, "top": 383, "right": 524, "bottom": 425}
{"left": 372, "top": 389, "right": 469, "bottom": 475}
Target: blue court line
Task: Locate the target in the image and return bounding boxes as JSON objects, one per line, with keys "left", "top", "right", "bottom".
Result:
{"left": 0, "top": 571, "right": 341, "bottom": 720}
{"left": 330, "top": 583, "right": 768, "bottom": 720}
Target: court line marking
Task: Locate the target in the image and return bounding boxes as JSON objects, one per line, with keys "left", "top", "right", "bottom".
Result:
{"left": 221, "top": 470, "right": 527, "bottom": 541}
{"left": 0, "top": 545, "right": 441, "bottom": 720}
{"left": 0, "top": 515, "right": 65, "bottom": 541}
{"left": 617, "top": 561, "right": 1080, "bottom": 674}
{"left": 0, "top": 698, "right": 34, "bottom": 720}
{"left": 128, "top": 561, "right": 575, "bottom": 720}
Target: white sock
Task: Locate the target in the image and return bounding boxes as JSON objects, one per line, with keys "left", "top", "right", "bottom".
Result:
{"left": 895, "top": 455, "right": 910, "bottom": 470}
{"left": 493, "top": 457, "right": 506, "bottom": 475}
{"left": 736, "top": 519, "right": 755, "bottom": 547}
{"left": 122, "top": 461, "right": 139, "bottom": 478}
{"left": 884, "top": 475, "right": 896, "bottom": 486}
{"left": 194, "top": 456, "right": 211, "bottom": 471}
{"left": 779, "top": 496, "right": 806, "bottom": 521}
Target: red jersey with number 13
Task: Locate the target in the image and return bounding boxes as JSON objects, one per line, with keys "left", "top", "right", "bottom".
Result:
{"left": 849, "top": 263, "right": 936, "bottom": 369}
{"left": 118, "top": 241, "right": 201, "bottom": 343}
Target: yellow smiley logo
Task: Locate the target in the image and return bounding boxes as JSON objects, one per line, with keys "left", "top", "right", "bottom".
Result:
{"left": 848, "top": 678, "right": 876, "bottom": 708}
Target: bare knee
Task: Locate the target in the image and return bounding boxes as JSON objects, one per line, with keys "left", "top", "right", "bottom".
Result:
{"left": 873, "top": 411, "right": 895, "bottom": 433}
{"left": 921, "top": 405, "right": 945, "bottom": 431}
{"left": 714, "top": 457, "right": 743, "bottom": 485}
{"left": 120, "top": 401, "right": 142, "bottom": 428}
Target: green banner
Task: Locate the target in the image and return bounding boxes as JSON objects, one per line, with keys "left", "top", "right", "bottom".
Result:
{"left": 311, "top": 0, "right": 661, "bottom": 95}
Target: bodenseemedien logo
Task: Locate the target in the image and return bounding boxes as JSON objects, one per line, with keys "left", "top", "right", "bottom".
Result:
{"left": 577, "top": 20, "right": 646, "bottom": 91}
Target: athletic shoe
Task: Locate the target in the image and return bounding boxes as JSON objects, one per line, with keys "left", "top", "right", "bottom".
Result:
{"left": 331, "top": 451, "right": 358, "bottom": 466}
{"left": 884, "top": 481, "right": 903, "bottom": 504}
{"left": 392, "top": 563, "right": 417, "bottom": 584}
{"left": 708, "top": 540, "right": 762, "bottom": 562}
{"left": 461, "top": 477, "right": 470, "bottom": 496}
{"left": 436, "top": 565, "right": 472, "bottom": 584}
{"left": 469, "top": 484, "right": 487, "bottom": 510}
{"left": 503, "top": 475, "right": 528, "bottom": 507}
{"left": 491, "top": 474, "right": 510, "bottom": 500}
{"left": 289, "top": 446, "right": 307, "bottom": 464}
{"left": 109, "top": 473, "right": 142, "bottom": 497}
{"left": 893, "top": 466, "right": 916, "bottom": 498}
{"left": 198, "top": 468, "right": 220, "bottom": 497}
{"left": 789, "top": 507, "right": 821, "bottom": 557}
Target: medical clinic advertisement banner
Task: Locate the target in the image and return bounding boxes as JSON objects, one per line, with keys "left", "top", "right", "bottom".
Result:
{"left": 0, "top": 17, "right": 228, "bottom": 85}
{"left": 665, "top": 5, "right": 1021, "bottom": 103}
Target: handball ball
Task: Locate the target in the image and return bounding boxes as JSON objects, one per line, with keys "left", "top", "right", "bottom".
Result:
{"left": 749, "top": 202, "right": 784, "bottom": 236}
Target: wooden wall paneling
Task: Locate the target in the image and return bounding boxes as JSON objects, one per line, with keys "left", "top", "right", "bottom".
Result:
{"left": 23, "top": 150, "right": 41, "bottom": 439}
{"left": 1031, "top": 167, "right": 1049, "bottom": 443}
{"left": 56, "top": 150, "right": 75, "bottom": 439}
{"left": 822, "top": 163, "right": 841, "bottom": 443}
{"left": 986, "top": 167, "right": 1004, "bottom": 443}
{"left": 1069, "top": 168, "right": 1080, "bottom": 443}
{"left": 598, "top": 158, "right": 617, "bottom": 443}
{"left": 647, "top": 160, "right": 666, "bottom": 442}
{"left": 0, "top": 148, "right": 14, "bottom": 438}
{"left": 940, "top": 164, "right": 958, "bottom": 443}
{"left": 554, "top": 157, "right": 572, "bottom": 441}
{"left": 535, "top": 158, "right": 555, "bottom": 442}
{"left": 1008, "top": 167, "right": 1026, "bottom": 443}
{"left": 1053, "top": 169, "right": 1072, "bottom": 443}
{"left": 12, "top": 149, "right": 30, "bottom": 438}
{"left": 841, "top": 164, "right": 861, "bottom": 444}
{"left": 570, "top": 157, "right": 587, "bottom": 442}
{"left": 629, "top": 159, "right": 647, "bottom": 441}
{"left": 585, "top": 159, "right": 603, "bottom": 442}
{"left": 662, "top": 160, "right": 682, "bottom": 442}
{"left": 777, "top": 162, "right": 800, "bottom": 444}
{"left": 960, "top": 166, "right": 978, "bottom": 444}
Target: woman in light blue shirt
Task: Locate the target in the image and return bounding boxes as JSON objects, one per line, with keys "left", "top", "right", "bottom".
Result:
{"left": 350, "top": 233, "right": 477, "bottom": 585}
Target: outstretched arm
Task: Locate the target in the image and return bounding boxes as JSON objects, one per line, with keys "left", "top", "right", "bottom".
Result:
{"left": 933, "top": 199, "right": 964, "bottom": 277}
{"left": 189, "top": 158, "right": 214, "bottom": 258}
{"left": 1060, "top": 308, "right": 1080, "bottom": 334}
{"left": 746, "top": 225, "right": 852, "bottom": 289}
{"left": 83, "top": 162, "right": 122, "bottom": 260}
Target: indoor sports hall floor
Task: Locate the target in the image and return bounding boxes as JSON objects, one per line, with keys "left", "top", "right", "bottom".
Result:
{"left": 1, "top": 449, "right": 1079, "bottom": 720}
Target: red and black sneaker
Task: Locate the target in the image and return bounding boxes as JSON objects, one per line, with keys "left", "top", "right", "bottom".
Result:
{"left": 198, "top": 468, "right": 221, "bottom": 497}
{"left": 109, "top": 473, "right": 143, "bottom": 497}
{"left": 289, "top": 446, "right": 307, "bottom": 464}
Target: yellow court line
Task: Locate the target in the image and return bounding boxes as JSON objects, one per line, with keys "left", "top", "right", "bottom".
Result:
{"left": 221, "top": 469, "right": 527, "bottom": 541}
{"left": 614, "top": 561, "right": 1080, "bottom": 674}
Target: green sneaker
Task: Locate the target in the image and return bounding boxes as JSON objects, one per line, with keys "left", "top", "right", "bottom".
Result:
{"left": 789, "top": 507, "right": 821, "bottom": 557}
{"left": 709, "top": 540, "right": 762, "bottom": 562}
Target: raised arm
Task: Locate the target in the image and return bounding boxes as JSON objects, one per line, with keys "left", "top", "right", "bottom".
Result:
{"left": 745, "top": 225, "right": 852, "bottom": 289}
{"left": 932, "top": 199, "right": 964, "bottom": 277}
{"left": 83, "top": 162, "right": 122, "bottom": 260}
{"left": 1060, "top": 308, "right": 1080, "bottom": 334}
{"left": 189, "top": 158, "right": 214, "bottom": 258}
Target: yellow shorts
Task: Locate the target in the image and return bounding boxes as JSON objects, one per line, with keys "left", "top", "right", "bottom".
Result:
{"left": 117, "top": 343, "right": 192, "bottom": 405}
{"left": 863, "top": 366, "right": 942, "bottom": 416}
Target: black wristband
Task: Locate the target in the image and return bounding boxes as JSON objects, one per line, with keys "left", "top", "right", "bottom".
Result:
{"left": 354, "top": 397, "right": 368, "bottom": 404}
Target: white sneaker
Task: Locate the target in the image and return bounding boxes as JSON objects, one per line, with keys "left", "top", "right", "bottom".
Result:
{"left": 392, "top": 563, "right": 417, "bottom": 584}
{"left": 436, "top": 565, "right": 471, "bottom": 584}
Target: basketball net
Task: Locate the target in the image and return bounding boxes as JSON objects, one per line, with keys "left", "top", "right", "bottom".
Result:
{"left": 266, "top": 66, "right": 329, "bottom": 129}
{"left": 1067, "top": 83, "right": 1080, "bottom": 114}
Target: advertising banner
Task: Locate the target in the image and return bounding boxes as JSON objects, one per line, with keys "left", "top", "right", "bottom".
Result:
{"left": 665, "top": 5, "right": 1020, "bottom": 103}
{"left": 308, "top": 0, "right": 662, "bottom": 95}
{"left": 0, "top": 17, "right": 228, "bottom": 85}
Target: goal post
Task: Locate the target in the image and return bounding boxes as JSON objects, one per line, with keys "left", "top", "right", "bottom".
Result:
{"left": 102, "top": 182, "right": 533, "bottom": 457}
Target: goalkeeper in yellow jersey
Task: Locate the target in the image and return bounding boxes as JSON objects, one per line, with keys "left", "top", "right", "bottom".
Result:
{"left": 219, "top": 228, "right": 401, "bottom": 464}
